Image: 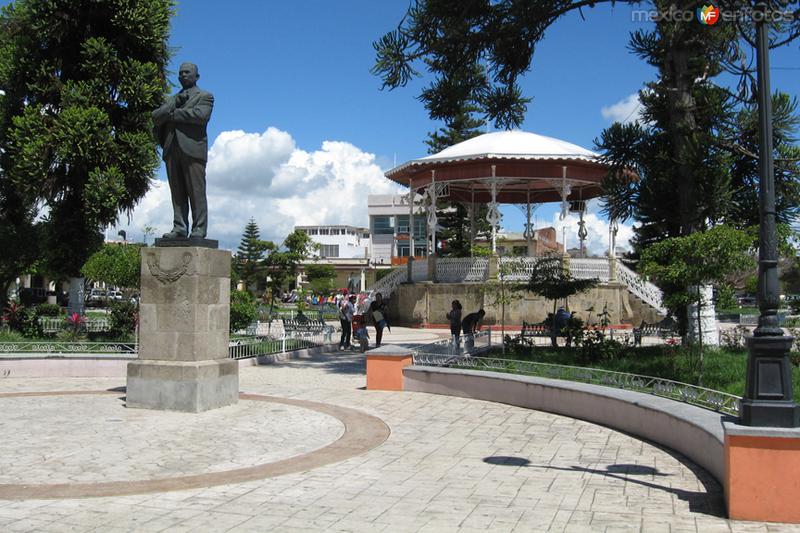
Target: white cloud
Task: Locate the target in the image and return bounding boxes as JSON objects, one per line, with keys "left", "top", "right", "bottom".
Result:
{"left": 110, "top": 127, "right": 400, "bottom": 250}
{"left": 551, "top": 199, "right": 635, "bottom": 256}
{"left": 601, "top": 93, "right": 643, "bottom": 125}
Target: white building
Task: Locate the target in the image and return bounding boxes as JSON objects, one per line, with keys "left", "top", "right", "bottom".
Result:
{"left": 367, "top": 194, "right": 427, "bottom": 265}
{"left": 295, "top": 225, "right": 370, "bottom": 259}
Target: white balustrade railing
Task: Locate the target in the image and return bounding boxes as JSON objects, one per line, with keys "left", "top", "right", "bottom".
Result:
{"left": 617, "top": 263, "right": 667, "bottom": 315}
{"left": 498, "top": 257, "right": 542, "bottom": 281}
{"left": 38, "top": 316, "right": 111, "bottom": 333}
{"left": 411, "top": 258, "right": 428, "bottom": 282}
{"left": 436, "top": 257, "right": 489, "bottom": 282}
{"left": 570, "top": 258, "right": 610, "bottom": 281}
{"left": 368, "top": 267, "right": 406, "bottom": 298}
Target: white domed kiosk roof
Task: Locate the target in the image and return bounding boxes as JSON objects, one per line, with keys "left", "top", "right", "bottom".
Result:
{"left": 385, "top": 130, "right": 610, "bottom": 205}
{"left": 416, "top": 130, "right": 598, "bottom": 164}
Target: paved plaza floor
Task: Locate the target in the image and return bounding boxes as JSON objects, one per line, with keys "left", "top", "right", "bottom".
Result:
{"left": 1, "top": 339, "right": 799, "bottom": 531}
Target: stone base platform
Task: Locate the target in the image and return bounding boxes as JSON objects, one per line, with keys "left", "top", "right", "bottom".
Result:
{"left": 127, "top": 359, "right": 238, "bottom": 413}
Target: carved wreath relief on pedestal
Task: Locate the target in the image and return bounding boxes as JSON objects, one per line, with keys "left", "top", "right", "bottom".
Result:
{"left": 147, "top": 252, "right": 193, "bottom": 284}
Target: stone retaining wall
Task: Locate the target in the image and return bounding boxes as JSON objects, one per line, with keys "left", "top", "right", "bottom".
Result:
{"left": 389, "top": 282, "right": 662, "bottom": 327}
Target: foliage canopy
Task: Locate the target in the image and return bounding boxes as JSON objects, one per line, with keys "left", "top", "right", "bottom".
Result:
{"left": 0, "top": 0, "right": 173, "bottom": 278}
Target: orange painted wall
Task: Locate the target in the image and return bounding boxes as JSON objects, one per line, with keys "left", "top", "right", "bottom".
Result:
{"left": 726, "top": 434, "right": 800, "bottom": 523}
{"left": 366, "top": 355, "right": 412, "bottom": 391}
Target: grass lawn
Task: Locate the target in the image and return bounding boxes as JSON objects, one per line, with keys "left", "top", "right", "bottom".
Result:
{"left": 491, "top": 344, "right": 800, "bottom": 403}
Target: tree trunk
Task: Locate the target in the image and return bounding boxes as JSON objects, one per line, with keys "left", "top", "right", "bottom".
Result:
{"left": 501, "top": 291, "right": 506, "bottom": 355}
{"left": 664, "top": 22, "right": 698, "bottom": 236}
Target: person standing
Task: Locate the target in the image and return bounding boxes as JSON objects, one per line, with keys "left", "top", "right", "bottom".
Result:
{"left": 447, "top": 300, "right": 463, "bottom": 353}
{"left": 368, "top": 292, "right": 389, "bottom": 348}
{"left": 339, "top": 294, "right": 356, "bottom": 351}
{"left": 461, "top": 308, "right": 486, "bottom": 350}
{"left": 152, "top": 62, "right": 214, "bottom": 239}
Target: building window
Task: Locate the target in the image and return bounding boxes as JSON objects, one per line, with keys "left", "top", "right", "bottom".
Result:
{"left": 320, "top": 244, "right": 339, "bottom": 258}
{"left": 396, "top": 215, "right": 410, "bottom": 233}
{"left": 373, "top": 216, "right": 394, "bottom": 235}
{"left": 399, "top": 244, "right": 428, "bottom": 257}
{"left": 413, "top": 218, "right": 425, "bottom": 239}
{"left": 309, "top": 229, "right": 318, "bottom": 235}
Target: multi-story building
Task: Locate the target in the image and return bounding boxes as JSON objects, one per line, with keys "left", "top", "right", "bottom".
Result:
{"left": 295, "top": 225, "right": 370, "bottom": 259}
{"left": 473, "top": 228, "right": 563, "bottom": 256}
{"left": 294, "top": 225, "right": 372, "bottom": 292}
{"left": 367, "top": 194, "right": 427, "bottom": 265}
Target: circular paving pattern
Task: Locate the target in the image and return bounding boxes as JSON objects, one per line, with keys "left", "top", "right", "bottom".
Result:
{"left": 0, "top": 391, "right": 389, "bottom": 499}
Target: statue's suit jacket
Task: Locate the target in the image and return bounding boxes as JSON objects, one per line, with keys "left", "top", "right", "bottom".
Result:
{"left": 152, "top": 86, "right": 214, "bottom": 161}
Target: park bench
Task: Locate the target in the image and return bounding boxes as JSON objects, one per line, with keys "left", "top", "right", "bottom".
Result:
{"left": 281, "top": 318, "right": 335, "bottom": 343}
{"left": 633, "top": 318, "right": 679, "bottom": 346}
{"left": 518, "top": 320, "right": 573, "bottom": 346}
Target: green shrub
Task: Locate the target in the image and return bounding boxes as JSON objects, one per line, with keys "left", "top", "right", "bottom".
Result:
{"left": 35, "top": 303, "right": 62, "bottom": 317}
{"left": 719, "top": 325, "right": 749, "bottom": 350}
{"left": 21, "top": 310, "right": 43, "bottom": 338}
{"left": 714, "top": 284, "right": 737, "bottom": 310}
{"left": 109, "top": 301, "right": 137, "bottom": 337}
{"left": 580, "top": 330, "right": 629, "bottom": 362}
{"left": 0, "top": 330, "right": 26, "bottom": 342}
{"left": 230, "top": 290, "right": 257, "bottom": 333}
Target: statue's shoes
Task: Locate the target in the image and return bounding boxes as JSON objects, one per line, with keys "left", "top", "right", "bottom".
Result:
{"left": 162, "top": 230, "right": 188, "bottom": 239}
{"left": 189, "top": 231, "right": 207, "bottom": 239}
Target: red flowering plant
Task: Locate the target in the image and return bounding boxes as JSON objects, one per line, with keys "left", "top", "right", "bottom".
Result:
{"left": 64, "top": 312, "right": 86, "bottom": 341}
{"left": 2, "top": 303, "right": 26, "bottom": 332}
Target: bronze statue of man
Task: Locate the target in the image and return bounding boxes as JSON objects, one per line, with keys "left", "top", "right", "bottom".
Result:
{"left": 152, "top": 62, "right": 214, "bottom": 239}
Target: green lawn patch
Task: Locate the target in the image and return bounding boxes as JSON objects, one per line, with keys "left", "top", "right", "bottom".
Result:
{"left": 489, "top": 344, "right": 800, "bottom": 404}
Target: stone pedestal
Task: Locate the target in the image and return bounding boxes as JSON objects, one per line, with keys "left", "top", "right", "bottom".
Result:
{"left": 127, "top": 246, "right": 238, "bottom": 412}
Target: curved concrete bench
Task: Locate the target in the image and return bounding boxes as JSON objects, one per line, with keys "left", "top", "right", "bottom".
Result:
{"left": 403, "top": 365, "right": 728, "bottom": 484}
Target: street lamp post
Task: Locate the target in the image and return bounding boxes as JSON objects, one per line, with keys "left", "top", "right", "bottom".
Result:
{"left": 740, "top": 2, "right": 798, "bottom": 427}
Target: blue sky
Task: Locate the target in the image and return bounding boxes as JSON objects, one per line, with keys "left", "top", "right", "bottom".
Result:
{"left": 26, "top": 0, "right": 800, "bottom": 252}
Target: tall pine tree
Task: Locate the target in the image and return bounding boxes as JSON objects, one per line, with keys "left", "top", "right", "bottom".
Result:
{"left": 236, "top": 218, "right": 266, "bottom": 291}
{"left": 426, "top": 101, "right": 493, "bottom": 257}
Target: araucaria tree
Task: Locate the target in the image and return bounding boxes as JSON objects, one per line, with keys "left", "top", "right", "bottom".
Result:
{"left": 236, "top": 218, "right": 267, "bottom": 292}
{"left": 425, "top": 99, "right": 493, "bottom": 257}
{"left": 0, "top": 0, "right": 172, "bottom": 311}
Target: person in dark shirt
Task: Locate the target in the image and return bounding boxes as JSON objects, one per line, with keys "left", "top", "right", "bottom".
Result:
{"left": 461, "top": 309, "right": 485, "bottom": 350}
{"left": 446, "top": 300, "right": 463, "bottom": 352}
{"left": 461, "top": 309, "right": 486, "bottom": 335}
{"left": 368, "top": 292, "right": 389, "bottom": 348}
{"left": 555, "top": 307, "right": 571, "bottom": 332}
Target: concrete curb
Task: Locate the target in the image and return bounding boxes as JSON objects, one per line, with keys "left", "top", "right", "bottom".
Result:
{"left": 404, "top": 366, "right": 728, "bottom": 484}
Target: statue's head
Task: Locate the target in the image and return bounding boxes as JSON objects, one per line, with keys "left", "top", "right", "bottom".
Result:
{"left": 178, "top": 62, "right": 199, "bottom": 90}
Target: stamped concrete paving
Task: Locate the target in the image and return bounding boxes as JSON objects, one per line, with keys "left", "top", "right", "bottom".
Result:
{"left": 0, "top": 352, "right": 799, "bottom": 532}
{"left": 0, "top": 394, "right": 343, "bottom": 484}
